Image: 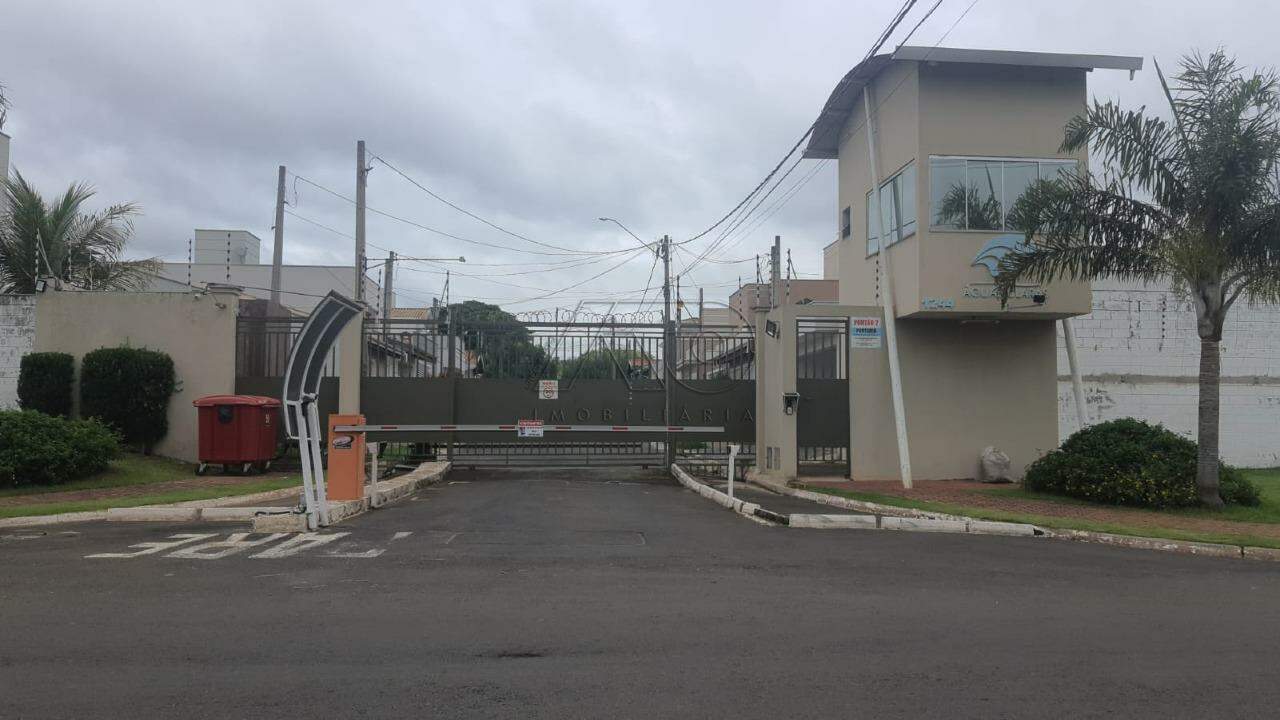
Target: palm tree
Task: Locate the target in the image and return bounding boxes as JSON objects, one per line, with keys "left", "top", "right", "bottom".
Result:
{"left": 0, "top": 171, "right": 157, "bottom": 293}
{"left": 998, "top": 51, "right": 1280, "bottom": 507}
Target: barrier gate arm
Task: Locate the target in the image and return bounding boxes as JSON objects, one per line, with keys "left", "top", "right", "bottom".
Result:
{"left": 282, "top": 291, "right": 364, "bottom": 531}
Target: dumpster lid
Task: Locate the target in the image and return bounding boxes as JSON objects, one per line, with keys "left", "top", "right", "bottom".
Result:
{"left": 193, "top": 394, "right": 282, "bottom": 407}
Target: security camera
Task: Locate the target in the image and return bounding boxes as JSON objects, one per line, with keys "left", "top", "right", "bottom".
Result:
{"left": 1032, "top": 292, "right": 1047, "bottom": 305}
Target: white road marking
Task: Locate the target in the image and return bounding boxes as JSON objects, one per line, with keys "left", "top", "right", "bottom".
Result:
{"left": 250, "top": 532, "right": 349, "bottom": 559}
{"left": 87, "top": 533, "right": 218, "bottom": 558}
{"left": 167, "top": 533, "right": 289, "bottom": 560}
{"left": 392, "top": 531, "right": 413, "bottom": 541}
{"left": 326, "top": 547, "right": 385, "bottom": 558}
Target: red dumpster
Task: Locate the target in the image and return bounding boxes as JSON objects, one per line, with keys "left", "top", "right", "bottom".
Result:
{"left": 193, "top": 395, "right": 281, "bottom": 475}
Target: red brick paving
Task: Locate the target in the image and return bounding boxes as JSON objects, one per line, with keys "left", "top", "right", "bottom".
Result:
{"left": 804, "top": 479, "right": 1280, "bottom": 541}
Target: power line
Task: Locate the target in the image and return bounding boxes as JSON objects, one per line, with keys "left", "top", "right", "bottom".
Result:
{"left": 369, "top": 152, "right": 644, "bottom": 256}
{"left": 284, "top": 208, "right": 353, "bottom": 239}
{"left": 291, "top": 172, "right": 628, "bottom": 258}
{"left": 681, "top": 0, "right": 920, "bottom": 247}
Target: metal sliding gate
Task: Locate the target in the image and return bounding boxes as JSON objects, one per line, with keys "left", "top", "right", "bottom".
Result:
{"left": 360, "top": 317, "right": 757, "bottom": 467}
{"left": 233, "top": 312, "right": 849, "bottom": 474}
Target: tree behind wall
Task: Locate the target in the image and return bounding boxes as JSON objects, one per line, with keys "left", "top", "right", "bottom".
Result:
{"left": 998, "top": 51, "right": 1280, "bottom": 507}
{"left": 0, "top": 171, "right": 157, "bottom": 293}
{"left": 80, "top": 347, "right": 176, "bottom": 454}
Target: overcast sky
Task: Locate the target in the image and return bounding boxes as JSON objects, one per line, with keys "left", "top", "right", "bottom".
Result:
{"left": 1, "top": 0, "right": 1275, "bottom": 313}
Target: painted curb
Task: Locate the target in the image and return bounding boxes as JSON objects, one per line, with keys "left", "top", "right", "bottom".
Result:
{"left": 0, "top": 510, "right": 108, "bottom": 528}
{"left": 789, "top": 514, "right": 878, "bottom": 530}
{"left": 670, "top": 464, "right": 766, "bottom": 522}
{"left": 251, "top": 461, "right": 451, "bottom": 532}
{"left": 106, "top": 507, "right": 201, "bottom": 522}
{"left": 758, "top": 472, "right": 1280, "bottom": 562}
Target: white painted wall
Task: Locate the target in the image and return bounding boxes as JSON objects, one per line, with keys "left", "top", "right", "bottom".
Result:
{"left": 0, "top": 295, "right": 36, "bottom": 409}
{"left": 1058, "top": 279, "right": 1280, "bottom": 467}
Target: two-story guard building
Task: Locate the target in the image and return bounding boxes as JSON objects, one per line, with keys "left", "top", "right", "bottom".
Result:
{"left": 805, "top": 46, "right": 1142, "bottom": 480}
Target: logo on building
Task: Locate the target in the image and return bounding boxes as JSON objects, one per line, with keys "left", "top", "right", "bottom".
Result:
{"left": 971, "top": 234, "right": 1030, "bottom": 278}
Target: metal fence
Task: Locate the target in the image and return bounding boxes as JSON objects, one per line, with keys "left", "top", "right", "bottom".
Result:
{"left": 237, "top": 317, "right": 338, "bottom": 378}
{"left": 362, "top": 319, "right": 756, "bottom": 381}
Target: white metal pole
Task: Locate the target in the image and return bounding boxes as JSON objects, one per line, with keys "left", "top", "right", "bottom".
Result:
{"left": 1062, "top": 318, "right": 1087, "bottom": 431}
{"left": 862, "top": 83, "right": 913, "bottom": 489}
{"left": 368, "top": 441, "right": 380, "bottom": 507}
{"left": 306, "top": 400, "right": 330, "bottom": 525}
{"left": 294, "top": 403, "right": 320, "bottom": 531}
{"left": 727, "top": 444, "right": 738, "bottom": 501}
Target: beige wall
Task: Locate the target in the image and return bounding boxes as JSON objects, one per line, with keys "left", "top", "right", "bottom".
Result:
{"left": 33, "top": 290, "right": 239, "bottom": 461}
{"left": 916, "top": 62, "right": 1091, "bottom": 318}
{"left": 850, "top": 318, "right": 1059, "bottom": 480}
{"left": 834, "top": 60, "right": 1092, "bottom": 320}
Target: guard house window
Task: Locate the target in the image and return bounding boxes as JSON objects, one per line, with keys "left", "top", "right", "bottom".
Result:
{"left": 840, "top": 207, "right": 851, "bottom": 239}
{"left": 866, "top": 162, "right": 917, "bottom": 256}
{"left": 929, "top": 156, "right": 1079, "bottom": 231}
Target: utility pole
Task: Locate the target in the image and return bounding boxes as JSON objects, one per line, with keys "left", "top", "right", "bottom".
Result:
{"left": 661, "top": 235, "right": 673, "bottom": 467}
{"left": 270, "top": 165, "right": 286, "bottom": 310}
{"left": 770, "top": 236, "right": 782, "bottom": 309}
{"left": 382, "top": 250, "right": 396, "bottom": 324}
{"left": 355, "top": 140, "right": 368, "bottom": 305}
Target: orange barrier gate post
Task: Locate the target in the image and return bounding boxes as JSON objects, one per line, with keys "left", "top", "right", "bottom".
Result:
{"left": 327, "top": 414, "right": 367, "bottom": 502}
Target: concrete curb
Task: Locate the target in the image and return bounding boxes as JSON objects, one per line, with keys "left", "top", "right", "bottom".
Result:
{"left": 0, "top": 510, "right": 109, "bottom": 528}
{"left": 251, "top": 461, "right": 451, "bottom": 533}
{"left": 758, "top": 472, "right": 1280, "bottom": 562}
{"left": 670, "top": 464, "right": 766, "bottom": 522}
{"left": 0, "top": 486, "right": 303, "bottom": 529}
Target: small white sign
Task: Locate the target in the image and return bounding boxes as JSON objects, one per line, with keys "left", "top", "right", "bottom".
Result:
{"left": 850, "top": 317, "right": 883, "bottom": 349}
{"left": 538, "top": 379, "right": 559, "bottom": 400}
{"left": 518, "top": 419, "right": 544, "bottom": 438}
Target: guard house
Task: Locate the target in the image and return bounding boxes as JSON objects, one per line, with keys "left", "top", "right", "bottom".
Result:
{"left": 798, "top": 46, "right": 1142, "bottom": 481}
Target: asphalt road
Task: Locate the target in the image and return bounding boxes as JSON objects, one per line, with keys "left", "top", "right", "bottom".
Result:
{"left": 3, "top": 466, "right": 1280, "bottom": 719}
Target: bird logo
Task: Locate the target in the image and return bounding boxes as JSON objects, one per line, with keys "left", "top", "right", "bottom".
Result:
{"left": 971, "top": 235, "right": 1030, "bottom": 278}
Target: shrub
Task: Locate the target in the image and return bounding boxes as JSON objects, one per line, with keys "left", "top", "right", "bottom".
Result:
{"left": 0, "top": 410, "right": 120, "bottom": 487}
{"left": 17, "top": 352, "right": 75, "bottom": 418}
{"left": 80, "top": 347, "right": 176, "bottom": 453}
{"left": 1025, "top": 418, "right": 1260, "bottom": 508}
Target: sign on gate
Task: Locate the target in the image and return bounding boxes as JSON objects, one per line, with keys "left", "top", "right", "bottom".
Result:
{"left": 517, "top": 419, "right": 545, "bottom": 438}
{"left": 850, "top": 317, "right": 883, "bottom": 349}
{"left": 537, "top": 379, "right": 559, "bottom": 400}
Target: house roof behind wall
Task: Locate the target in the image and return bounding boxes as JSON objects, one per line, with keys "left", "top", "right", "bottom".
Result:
{"left": 802, "top": 46, "right": 1144, "bottom": 159}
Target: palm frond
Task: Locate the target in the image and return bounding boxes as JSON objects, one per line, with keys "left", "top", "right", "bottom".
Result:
{"left": 1062, "top": 101, "right": 1185, "bottom": 211}
{"left": 997, "top": 175, "right": 1172, "bottom": 301}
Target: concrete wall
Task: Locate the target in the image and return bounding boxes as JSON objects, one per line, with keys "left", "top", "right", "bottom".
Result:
{"left": 33, "top": 290, "right": 239, "bottom": 461}
{"left": 1058, "top": 280, "right": 1280, "bottom": 467}
{"left": 849, "top": 317, "right": 1058, "bottom": 481}
{"left": 0, "top": 295, "right": 36, "bottom": 409}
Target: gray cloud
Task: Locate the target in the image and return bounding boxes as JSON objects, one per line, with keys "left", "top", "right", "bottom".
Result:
{"left": 2, "top": 0, "right": 1273, "bottom": 308}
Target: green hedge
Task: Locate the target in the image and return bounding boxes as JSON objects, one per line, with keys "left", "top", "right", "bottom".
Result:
{"left": 80, "top": 347, "right": 176, "bottom": 453}
{"left": 1025, "top": 418, "right": 1261, "bottom": 508}
{"left": 17, "top": 352, "right": 75, "bottom": 418}
{"left": 0, "top": 410, "right": 120, "bottom": 487}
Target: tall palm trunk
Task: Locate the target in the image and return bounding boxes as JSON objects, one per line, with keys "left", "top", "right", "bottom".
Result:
{"left": 1196, "top": 336, "right": 1224, "bottom": 508}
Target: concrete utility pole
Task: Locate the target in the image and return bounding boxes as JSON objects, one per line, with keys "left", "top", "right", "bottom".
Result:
{"left": 382, "top": 250, "right": 396, "bottom": 322}
{"left": 770, "top": 236, "right": 782, "bottom": 308}
{"left": 270, "top": 165, "right": 286, "bottom": 310}
{"left": 355, "top": 140, "right": 368, "bottom": 305}
{"left": 863, "top": 83, "right": 913, "bottom": 489}
{"left": 661, "top": 234, "right": 673, "bottom": 466}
